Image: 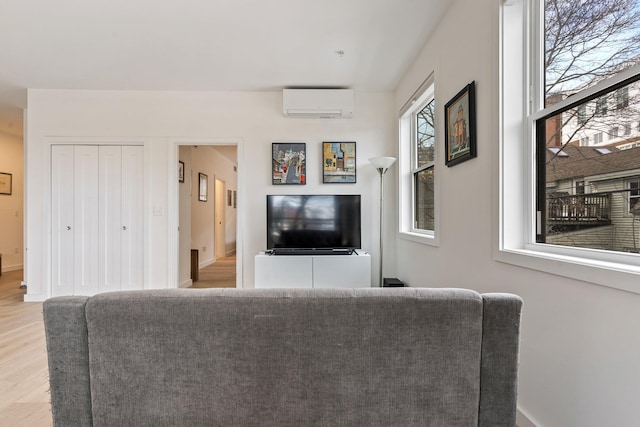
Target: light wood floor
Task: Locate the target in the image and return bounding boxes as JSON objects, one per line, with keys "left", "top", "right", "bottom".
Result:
{"left": 0, "top": 270, "right": 52, "bottom": 426}
{"left": 190, "top": 255, "right": 237, "bottom": 288}
{"left": 0, "top": 256, "right": 235, "bottom": 425}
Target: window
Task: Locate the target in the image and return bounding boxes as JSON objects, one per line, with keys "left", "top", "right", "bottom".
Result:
{"left": 593, "top": 132, "right": 603, "bottom": 144}
{"left": 399, "top": 76, "right": 437, "bottom": 244}
{"left": 617, "top": 87, "right": 629, "bottom": 109}
{"left": 499, "top": 0, "right": 640, "bottom": 293}
{"left": 414, "top": 100, "right": 435, "bottom": 230}
{"left": 630, "top": 181, "right": 640, "bottom": 213}
{"left": 576, "top": 105, "right": 587, "bottom": 124}
{"left": 595, "top": 97, "right": 608, "bottom": 116}
{"left": 610, "top": 126, "right": 619, "bottom": 139}
{"left": 534, "top": 0, "right": 640, "bottom": 254}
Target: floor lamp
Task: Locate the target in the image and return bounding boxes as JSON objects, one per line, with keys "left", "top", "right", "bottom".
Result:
{"left": 369, "top": 156, "right": 396, "bottom": 287}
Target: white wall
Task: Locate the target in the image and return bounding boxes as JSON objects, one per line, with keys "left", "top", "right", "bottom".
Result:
{"left": 0, "top": 131, "right": 23, "bottom": 272}
{"left": 24, "top": 90, "right": 395, "bottom": 299}
{"left": 394, "top": 1, "right": 640, "bottom": 426}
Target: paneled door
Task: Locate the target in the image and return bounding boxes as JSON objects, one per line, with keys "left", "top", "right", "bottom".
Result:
{"left": 99, "top": 146, "right": 144, "bottom": 292}
{"left": 119, "top": 146, "right": 144, "bottom": 290}
{"left": 51, "top": 145, "right": 143, "bottom": 297}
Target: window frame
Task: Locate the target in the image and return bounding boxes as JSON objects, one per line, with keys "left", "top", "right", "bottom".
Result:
{"left": 630, "top": 180, "right": 640, "bottom": 213}
{"left": 617, "top": 87, "right": 629, "bottom": 110}
{"left": 399, "top": 74, "right": 439, "bottom": 246}
{"left": 497, "top": 0, "right": 640, "bottom": 295}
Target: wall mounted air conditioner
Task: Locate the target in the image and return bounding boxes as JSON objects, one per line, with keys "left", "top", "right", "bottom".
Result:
{"left": 283, "top": 89, "right": 354, "bottom": 118}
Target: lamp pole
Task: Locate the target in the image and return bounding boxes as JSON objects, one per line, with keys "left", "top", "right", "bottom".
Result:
{"left": 368, "top": 157, "right": 396, "bottom": 287}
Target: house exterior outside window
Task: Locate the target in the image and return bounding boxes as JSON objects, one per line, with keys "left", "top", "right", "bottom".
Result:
{"left": 533, "top": 0, "right": 640, "bottom": 254}
{"left": 630, "top": 180, "right": 640, "bottom": 213}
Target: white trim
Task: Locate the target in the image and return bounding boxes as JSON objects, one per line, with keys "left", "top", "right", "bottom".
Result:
{"left": 179, "top": 278, "right": 193, "bottom": 289}
{"left": 399, "top": 230, "right": 437, "bottom": 247}
{"left": 516, "top": 407, "right": 539, "bottom": 427}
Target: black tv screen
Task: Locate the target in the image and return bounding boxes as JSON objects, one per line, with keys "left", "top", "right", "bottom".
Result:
{"left": 267, "top": 195, "right": 361, "bottom": 250}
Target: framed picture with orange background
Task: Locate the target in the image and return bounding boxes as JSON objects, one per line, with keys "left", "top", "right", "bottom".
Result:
{"left": 444, "top": 81, "right": 476, "bottom": 167}
{"left": 323, "top": 142, "right": 356, "bottom": 183}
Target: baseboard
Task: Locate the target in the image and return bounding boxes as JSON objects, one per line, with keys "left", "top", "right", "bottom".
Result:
{"left": 199, "top": 258, "right": 215, "bottom": 269}
{"left": 179, "top": 279, "right": 193, "bottom": 288}
{"left": 23, "top": 293, "right": 46, "bottom": 302}
{"left": 225, "top": 249, "right": 236, "bottom": 257}
{"left": 1, "top": 263, "right": 24, "bottom": 274}
{"left": 517, "top": 406, "right": 539, "bottom": 427}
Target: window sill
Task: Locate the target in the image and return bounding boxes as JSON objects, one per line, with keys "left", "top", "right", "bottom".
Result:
{"left": 399, "top": 230, "right": 439, "bottom": 247}
{"left": 495, "top": 246, "right": 640, "bottom": 295}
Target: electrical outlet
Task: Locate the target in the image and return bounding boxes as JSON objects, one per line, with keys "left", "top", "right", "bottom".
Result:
{"left": 202, "top": 246, "right": 206, "bottom": 252}
{"left": 14, "top": 248, "right": 19, "bottom": 254}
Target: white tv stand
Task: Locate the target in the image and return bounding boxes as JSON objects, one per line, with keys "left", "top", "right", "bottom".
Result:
{"left": 254, "top": 251, "right": 371, "bottom": 288}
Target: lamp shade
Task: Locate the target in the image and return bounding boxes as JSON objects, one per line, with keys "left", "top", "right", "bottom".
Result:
{"left": 368, "top": 156, "right": 396, "bottom": 169}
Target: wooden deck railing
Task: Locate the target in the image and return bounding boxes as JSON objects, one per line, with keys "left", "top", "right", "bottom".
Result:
{"left": 547, "top": 193, "right": 611, "bottom": 223}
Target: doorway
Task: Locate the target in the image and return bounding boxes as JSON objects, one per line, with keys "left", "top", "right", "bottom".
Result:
{"left": 0, "top": 117, "right": 25, "bottom": 283}
{"left": 177, "top": 144, "right": 238, "bottom": 288}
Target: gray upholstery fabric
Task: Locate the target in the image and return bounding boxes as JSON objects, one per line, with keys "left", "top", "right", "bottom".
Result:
{"left": 44, "top": 288, "right": 522, "bottom": 427}
{"left": 478, "top": 293, "right": 523, "bottom": 427}
{"left": 43, "top": 296, "right": 93, "bottom": 427}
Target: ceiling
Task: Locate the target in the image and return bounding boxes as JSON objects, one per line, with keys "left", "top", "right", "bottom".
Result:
{"left": 0, "top": 0, "right": 449, "bottom": 137}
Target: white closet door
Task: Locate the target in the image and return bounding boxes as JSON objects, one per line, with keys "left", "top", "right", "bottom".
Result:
{"left": 51, "top": 146, "right": 75, "bottom": 296}
{"left": 51, "top": 144, "right": 143, "bottom": 297}
{"left": 99, "top": 146, "right": 123, "bottom": 293}
{"left": 73, "top": 146, "right": 100, "bottom": 295}
{"left": 120, "top": 146, "right": 144, "bottom": 290}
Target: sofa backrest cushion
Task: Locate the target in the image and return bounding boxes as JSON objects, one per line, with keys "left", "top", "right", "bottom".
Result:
{"left": 83, "top": 288, "right": 484, "bottom": 426}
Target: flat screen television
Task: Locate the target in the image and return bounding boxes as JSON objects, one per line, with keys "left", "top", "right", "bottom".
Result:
{"left": 266, "top": 195, "right": 361, "bottom": 252}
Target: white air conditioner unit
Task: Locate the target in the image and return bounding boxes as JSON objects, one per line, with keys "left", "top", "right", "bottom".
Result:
{"left": 283, "top": 89, "right": 354, "bottom": 118}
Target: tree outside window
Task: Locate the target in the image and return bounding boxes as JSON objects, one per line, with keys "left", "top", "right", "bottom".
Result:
{"left": 536, "top": 0, "right": 640, "bottom": 253}
{"left": 414, "top": 99, "right": 435, "bottom": 231}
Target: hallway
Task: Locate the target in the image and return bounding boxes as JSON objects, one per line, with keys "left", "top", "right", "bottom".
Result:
{"left": 189, "top": 255, "right": 236, "bottom": 288}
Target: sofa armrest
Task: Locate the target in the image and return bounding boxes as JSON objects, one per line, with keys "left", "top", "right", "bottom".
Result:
{"left": 43, "top": 296, "right": 93, "bottom": 427}
{"left": 478, "top": 293, "right": 523, "bottom": 427}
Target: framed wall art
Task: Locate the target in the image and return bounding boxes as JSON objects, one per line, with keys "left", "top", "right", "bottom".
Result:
{"left": 0, "top": 172, "right": 12, "bottom": 195}
{"left": 198, "top": 173, "right": 208, "bottom": 202}
{"left": 178, "top": 161, "right": 185, "bottom": 183}
{"left": 272, "top": 142, "right": 306, "bottom": 185}
{"left": 444, "top": 81, "right": 476, "bottom": 167}
{"left": 323, "top": 142, "right": 356, "bottom": 183}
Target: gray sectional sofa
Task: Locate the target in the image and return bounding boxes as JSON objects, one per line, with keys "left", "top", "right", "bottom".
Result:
{"left": 43, "top": 287, "right": 522, "bottom": 426}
